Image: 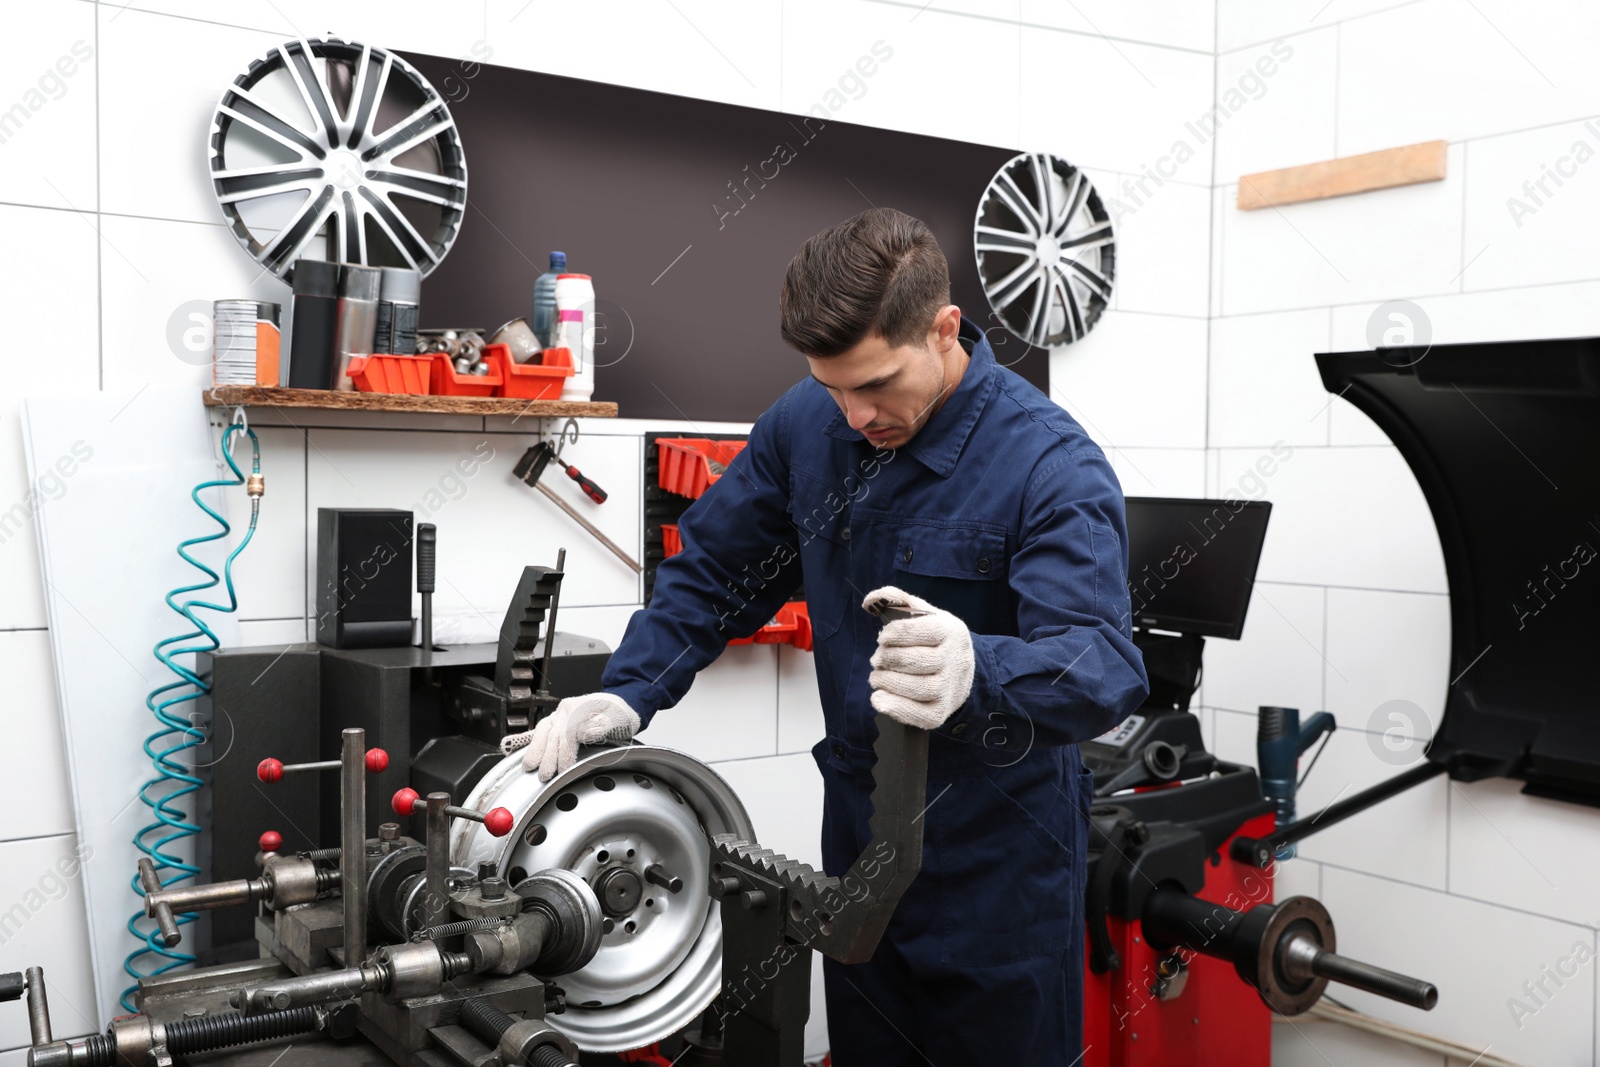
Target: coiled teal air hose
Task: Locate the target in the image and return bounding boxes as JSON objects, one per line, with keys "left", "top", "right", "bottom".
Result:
{"left": 122, "top": 416, "right": 262, "bottom": 1010}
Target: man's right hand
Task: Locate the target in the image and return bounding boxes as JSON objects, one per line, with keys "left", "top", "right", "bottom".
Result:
{"left": 500, "top": 692, "right": 641, "bottom": 781}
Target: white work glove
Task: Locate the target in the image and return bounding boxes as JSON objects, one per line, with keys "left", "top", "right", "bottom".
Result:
{"left": 500, "top": 692, "right": 640, "bottom": 782}
{"left": 862, "top": 586, "right": 975, "bottom": 730}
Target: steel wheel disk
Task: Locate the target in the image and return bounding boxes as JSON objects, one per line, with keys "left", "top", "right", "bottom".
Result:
{"left": 453, "top": 744, "right": 754, "bottom": 1053}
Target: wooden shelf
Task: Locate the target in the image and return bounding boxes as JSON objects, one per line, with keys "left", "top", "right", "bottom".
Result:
{"left": 202, "top": 385, "right": 617, "bottom": 418}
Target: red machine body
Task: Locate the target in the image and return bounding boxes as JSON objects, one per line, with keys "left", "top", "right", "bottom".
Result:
{"left": 1083, "top": 812, "right": 1277, "bottom": 1067}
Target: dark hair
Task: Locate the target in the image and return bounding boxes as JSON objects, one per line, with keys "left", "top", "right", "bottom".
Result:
{"left": 779, "top": 207, "right": 951, "bottom": 357}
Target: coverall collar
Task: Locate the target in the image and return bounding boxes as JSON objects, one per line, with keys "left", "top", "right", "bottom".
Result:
{"left": 821, "top": 315, "right": 997, "bottom": 477}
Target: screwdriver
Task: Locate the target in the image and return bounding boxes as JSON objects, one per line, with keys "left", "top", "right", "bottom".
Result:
{"left": 553, "top": 452, "right": 607, "bottom": 504}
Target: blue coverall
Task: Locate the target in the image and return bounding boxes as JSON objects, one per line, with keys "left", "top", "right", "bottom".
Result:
{"left": 603, "top": 316, "right": 1149, "bottom": 1064}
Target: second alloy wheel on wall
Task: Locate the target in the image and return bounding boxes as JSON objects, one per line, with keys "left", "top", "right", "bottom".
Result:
{"left": 975, "top": 152, "right": 1115, "bottom": 349}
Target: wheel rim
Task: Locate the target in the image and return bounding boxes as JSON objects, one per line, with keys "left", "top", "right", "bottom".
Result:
{"left": 208, "top": 37, "right": 467, "bottom": 280}
{"left": 975, "top": 152, "right": 1114, "bottom": 348}
{"left": 453, "top": 744, "right": 755, "bottom": 1053}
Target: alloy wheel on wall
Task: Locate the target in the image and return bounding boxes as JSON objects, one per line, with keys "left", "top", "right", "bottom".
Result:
{"left": 975, "top": 152, "right": 1115, "bottom": 348}
{"left": 208, "top": 37, "right": 468, "bottom": 281}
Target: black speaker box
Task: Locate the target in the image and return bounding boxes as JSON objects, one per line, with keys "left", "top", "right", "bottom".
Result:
{"left": 316, "top": 508, "right": 414, "bottom": 648}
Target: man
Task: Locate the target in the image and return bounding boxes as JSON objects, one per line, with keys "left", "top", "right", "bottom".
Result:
{"left": 501, "top": 208, "right": 1148, "bottom": 1063}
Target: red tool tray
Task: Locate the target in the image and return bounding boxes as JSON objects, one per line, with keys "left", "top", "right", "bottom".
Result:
{"left": 346, "top": 353, "right": 433, "bottom": 394}
{"left": 490, "top": 343, "right": 574, "bottom": 400}
{"left": 655, "top": 438, "right": 747, "bottom": 500}
{"left": 428, "top": 352, "right": 502, "bottom": 397}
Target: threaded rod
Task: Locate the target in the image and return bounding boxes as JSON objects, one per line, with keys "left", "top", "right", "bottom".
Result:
{"left": 167, "top": 1007, "right": 319, "bottom": 1054}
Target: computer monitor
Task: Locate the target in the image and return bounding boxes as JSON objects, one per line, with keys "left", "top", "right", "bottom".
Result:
{"left": 1123, "top": 497, "right": 1272, "bottom": 640}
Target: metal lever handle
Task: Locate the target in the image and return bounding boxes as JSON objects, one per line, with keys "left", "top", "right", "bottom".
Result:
{"left": 257, "top": 747, "right": 388, "bottom": 783}
{"left": 147, "top": 878, "right": 260, "bottom": 919}
{"left": 137, "top": 858, "right": 182, "bottom": 948}
{"left": 0, "top": 968, "right": 53, "bottom": 1044}
{"left": 416, "top": 523, "right": 437, "bottom": 595}
{"left": 391, "top": 789, "right": 514, "bottom": 837}
{"left": 24, "top": 967, "right": 50, "bottom": 1044}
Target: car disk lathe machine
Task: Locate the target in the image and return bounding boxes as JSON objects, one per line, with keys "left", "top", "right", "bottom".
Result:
{"left": 0, "top": 556, "right": 1441, "bottom": 1067}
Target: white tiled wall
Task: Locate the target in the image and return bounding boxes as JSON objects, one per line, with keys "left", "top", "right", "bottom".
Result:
{"left": 8, "top": 1, "right": 1600, "bottom": 1064}
{"left": 1207, "top": 1, "right": 1600, "bottom": 1063}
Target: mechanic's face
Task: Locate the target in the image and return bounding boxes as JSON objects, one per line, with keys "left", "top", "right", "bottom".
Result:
{"left": 806, "top": 305, "right": 966, "bottom": 450}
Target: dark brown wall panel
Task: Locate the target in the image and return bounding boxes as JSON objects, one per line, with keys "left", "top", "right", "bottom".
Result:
{"left": 402, "top": 55, "right": 1041, "bottom": 422}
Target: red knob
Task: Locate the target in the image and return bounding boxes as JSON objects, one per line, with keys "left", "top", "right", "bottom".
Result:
{"left": 258, "top": 830, "right": 283, "bottom": 853}
{"left": 483, "top": 808, "right": 514, "bottom": 838}
{"left": 257, "top": 758, "right": 283, "bottom": 783}
{"left": 391, "top": 787, "right": 421, "bottom": 817}
{"left": 365, "top": 748, "right": 390, "bottom": 773}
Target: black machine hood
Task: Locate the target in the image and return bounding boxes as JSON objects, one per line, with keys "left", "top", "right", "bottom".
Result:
{"left": 1317, "top": 338, "right": 1600, "bottom": 805}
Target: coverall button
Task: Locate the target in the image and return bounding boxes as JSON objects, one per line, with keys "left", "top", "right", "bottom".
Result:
{"left": 951, "top": 722, "right": 968, "bottom": 735}
{"left": 902, "top": 547, "right": 913, "bottom": 564}
{"left": 831, "top": 743, "right": 846, "bottom": 758}
{"left": 976, "top": 557, "right": 992, "bottom": 573}
{"left": 840, "top": 527, "right": 851, "bottom": 541}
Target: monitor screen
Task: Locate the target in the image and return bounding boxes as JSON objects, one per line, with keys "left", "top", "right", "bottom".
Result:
{"left": 1124, "top": 497, "right": 1273, "bottom": 640}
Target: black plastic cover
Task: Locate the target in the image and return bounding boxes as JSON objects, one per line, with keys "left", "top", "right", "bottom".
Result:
{"left": 1317, "top": 338, "right": 1600, "bottom": 802}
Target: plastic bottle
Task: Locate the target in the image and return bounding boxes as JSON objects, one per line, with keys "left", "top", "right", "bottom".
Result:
{"left": 531, "top": 251, "right": 567, "bottom": 349}
{"left": 553, "top": 273, "right": 595, "bottom": 401}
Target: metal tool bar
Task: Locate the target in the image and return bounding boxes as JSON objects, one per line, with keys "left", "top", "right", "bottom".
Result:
{"left": 424, "top": 792, "right": 451, "bottom": 933}
{"left": 534, "top": 482, "right": 641, "bottom": 573}
{"left": 341, "top": 728, "right": 367, "bottom": 969}
{"left": 147, "top": 878, "right": 258, "bottom": 915}
{"left": 1232, "top": 760, "right": 1446, "bottom": 867}
{"left": 234, "top": 964, "right": 376, "bottom": 1014}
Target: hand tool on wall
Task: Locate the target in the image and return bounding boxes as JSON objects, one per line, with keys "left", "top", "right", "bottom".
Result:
{"left": 514, "top": 443, "right": 640, "bottom": 574}
{"left": 549, "top": 418, "right": 609, "bottom": 503}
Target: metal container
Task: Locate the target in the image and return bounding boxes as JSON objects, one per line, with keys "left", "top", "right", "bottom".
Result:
{"left": 374, "top": 267, "right": 421, "bottom": 356}
{"left": 333, "top": 264, "right": 381, "bottom": 391}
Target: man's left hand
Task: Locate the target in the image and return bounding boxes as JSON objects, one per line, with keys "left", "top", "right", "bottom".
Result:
{"left": 862, "top": 586, "right": 975, "bottom": 729}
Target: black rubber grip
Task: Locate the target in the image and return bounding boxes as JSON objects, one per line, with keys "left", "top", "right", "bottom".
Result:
{"left": 416, "top": 523, "right": 436, "bottom": 593}
{"left": 0, "top": 972, "right": 23, "bottom": 1001}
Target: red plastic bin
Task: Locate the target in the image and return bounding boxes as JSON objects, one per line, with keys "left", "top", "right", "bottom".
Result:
{"left": 729, "top": 602, "right": 813, "bottom": 652}
{"left": 428, "top": 351, "right": 502, "bottom": 397}
{"left": 656, "top": 438, "right": 747, "bottom": 499}
{"left": 489, "top": 344, "right": 574, "bottom": 400}
{"left": 347, "top": 353, "right": 433, "bottom": 394}
{"left": 658, "top": 521, "right": 810, "bottom": 651}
